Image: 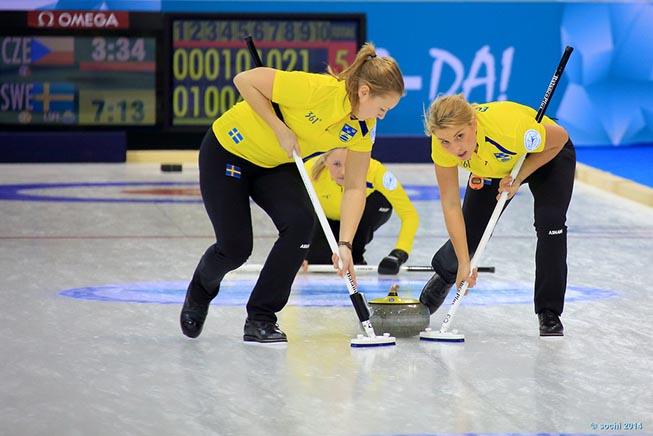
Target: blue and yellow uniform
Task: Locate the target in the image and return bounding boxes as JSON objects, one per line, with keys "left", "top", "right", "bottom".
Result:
{"left": 305, "top": 157, "right": 418, "bottom": 256}
{"left": 214, "top": 70, "right": 375, "bottom": 167}
{"left": 431, "top": 101, "right": 557, "bottom": 177}
{"left": 185, "top": 70, "right": 379, "bottom": 330}
{"left": 427, "top": 100, "right": 576, "bottom": 320}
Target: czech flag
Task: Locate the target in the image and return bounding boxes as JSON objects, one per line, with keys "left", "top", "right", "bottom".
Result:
{"left": 31, "top": 37, "right": 74, "bottom": 66}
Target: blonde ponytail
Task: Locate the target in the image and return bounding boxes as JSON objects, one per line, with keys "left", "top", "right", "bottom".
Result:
{"left": 328, "top": 42, "right": 404, "bottom": 111}
{"left": 310, "top": 151, "right": 332, "bottom": 181}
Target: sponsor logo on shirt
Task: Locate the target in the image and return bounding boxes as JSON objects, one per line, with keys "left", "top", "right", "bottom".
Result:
{"left": 304, "top": 111, "right": 322, "bottom": 124}
{"left": 524, "top": 129, "right": 542, "bottom": 151}
{"left": 339, "top": 124, "right": 358, "bottom": 142}
{"left": 228, "top": 128, "right": 244, "bottom": 144}
{"left": 548, "top": 229, "right": 564, "bottom": 235}
{"left": 300, "top": 244, "right": 310, "bottom": 249}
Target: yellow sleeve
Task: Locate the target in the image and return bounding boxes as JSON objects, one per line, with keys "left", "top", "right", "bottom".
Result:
{"left": 431, "top": 135, "right": 458, "bottom": 167}
{"left": 271, "top": 70, "right": 315, "bottom": 108}
{"left": 515, "top": 113, "right": 547, "bottom": 154}
{"left": 371, "top": 161, "right": 419, "bottom": 253}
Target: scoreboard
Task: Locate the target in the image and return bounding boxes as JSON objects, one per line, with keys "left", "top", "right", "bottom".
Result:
{"left": 0, "top": 11, "right": 364, "bottom": 139}
{"left": 170, "top": 15, "right": 364, "bottom": 126}
{"left": 0, "top": 35, "right": 157, "bottom": 126}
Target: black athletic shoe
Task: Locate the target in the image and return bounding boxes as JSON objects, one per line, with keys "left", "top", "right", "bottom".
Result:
{"left": 378, "top": 249, "right": 409, "bottom": 275}
{"left": 419, "top": 273, "right": 454, "bottom": 315}
{"left": 180, "top": 297, "right": 208, "bottom": 338}
{"left": 180, "top": 277, "right": 211, "bottom": 338}
{"left": 243, "top": 319, "right": 287, "bottom": 343}
{"left": 538, "top": 309, "right": 564, "bottom": 336}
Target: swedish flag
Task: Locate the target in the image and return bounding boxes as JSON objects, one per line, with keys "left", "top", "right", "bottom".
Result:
{"left": 32, "top": 83, "right": 75, "bottom": 113}
{"left": 228, "top": 128, "right": 244, "bottom": 144}
{"left": 494, "top": 152, "right": 513, "bottom": 162}
{"left": 225, "top": 164, "right": 242, "bottom": 179}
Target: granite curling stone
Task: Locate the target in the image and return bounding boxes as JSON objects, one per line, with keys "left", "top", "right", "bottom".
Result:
{"left": 369, "top": 284, "right": 430, "bottom": 337}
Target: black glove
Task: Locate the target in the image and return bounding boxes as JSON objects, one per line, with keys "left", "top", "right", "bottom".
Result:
{"left": 378, "top": 249, "right": 409, "bottom": 275}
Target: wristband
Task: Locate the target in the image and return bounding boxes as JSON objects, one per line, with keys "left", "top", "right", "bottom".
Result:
{"left": 337, "top": 241, "right": 352, "bottom": 250}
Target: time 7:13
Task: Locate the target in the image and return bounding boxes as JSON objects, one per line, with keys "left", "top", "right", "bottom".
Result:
{"left": 92, "top": 99, "right": 145, "bottom": 122}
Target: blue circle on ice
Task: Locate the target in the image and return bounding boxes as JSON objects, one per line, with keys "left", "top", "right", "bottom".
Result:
{"left": 0, "top": 182, "right": 203, "bottom": 204}
{"left": 0, "top": 182, "right": 444, "bottom": 203}
{"left": 59, "top": 276, "right": 617, "bottom": 306}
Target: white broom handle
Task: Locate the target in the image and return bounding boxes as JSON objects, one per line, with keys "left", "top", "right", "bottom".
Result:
{"left": 234, "top": 264, "right": 495, "bottom": 274}
{"left": 439, "top": 154, "right": 526, "bottom": 333}
{"left": 292, "top": 151, "right": 378, "bottom": 338}
{"left": 291, "top": 151, "right": 358, "bottom": 297}
{"left": 244, "top": 37, "right": 377, "bottom": 339}
{"left": 470, "top": 154, "right": 526, "bottom": 271}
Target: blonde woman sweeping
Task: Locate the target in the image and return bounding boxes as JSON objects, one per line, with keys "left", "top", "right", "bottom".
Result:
{"left": 420, "top": 94, "right": 575, "bottom": 336}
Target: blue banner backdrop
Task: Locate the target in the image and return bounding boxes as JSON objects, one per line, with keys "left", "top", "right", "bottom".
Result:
{"left": 12, "top": 0, "right": 653, "bottom": 147}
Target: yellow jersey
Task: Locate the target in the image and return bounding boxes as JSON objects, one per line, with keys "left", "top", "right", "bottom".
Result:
{"left": 304, "top": 157, "right": 419, "bottom": 254}
{"left": 431, "top": 101, "right": 558, "bottom": 178}
{"left": 213, "top": 70, "right": 376, "bottom": 168}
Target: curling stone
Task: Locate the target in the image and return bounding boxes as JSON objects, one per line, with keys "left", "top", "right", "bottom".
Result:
{"left": 161, "top": 163, "right": 183, "bottom": 172}
{"left": 369, "top": 285, "right": 430, "bottom": 337}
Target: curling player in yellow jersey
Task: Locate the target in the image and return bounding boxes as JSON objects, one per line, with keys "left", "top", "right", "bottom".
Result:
{"left": 302, "top": 148, "right": 419, "bottom": 274}
{"left": 179, "top": 43, "right": 404, "bottom": 343}
{"left": 421, "top": 94, "right": 575, "bottom": 336}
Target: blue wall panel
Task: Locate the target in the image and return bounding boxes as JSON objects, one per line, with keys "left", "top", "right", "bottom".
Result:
{"left": 14, "top": 0, "right": 653, "bottom": 147}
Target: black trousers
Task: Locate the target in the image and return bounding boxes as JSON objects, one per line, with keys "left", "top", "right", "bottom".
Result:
{"left": 189, "top": 130, "right": 316, "bottom": 323}
{"left": 431, "top": 139, "right": 576, "bottom": 315}
{"left": 305, "top": 191, "right": 392, "bottom": 264}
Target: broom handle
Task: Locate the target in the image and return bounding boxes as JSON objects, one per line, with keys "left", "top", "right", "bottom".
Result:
{"left": 234, "top": 264, "right": 495, "bottom": 273}
{"left": 243, "top": 35, "right": 377, "bottom": 337}
{"left": 291, "top": 152, "right": 357, "bottom": 297}
{"left": 439, "top": 155, "right": 525, "bottom": 333}
{"left": 292, "top": 151, "right": 377, "bottom": 338}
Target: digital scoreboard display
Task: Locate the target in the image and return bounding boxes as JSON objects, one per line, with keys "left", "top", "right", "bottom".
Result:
{"left": 0, "top": 35, "right": 156, "bottom": 126}
{"left": 171, "top": 16, "right": 364, "bottom": 126}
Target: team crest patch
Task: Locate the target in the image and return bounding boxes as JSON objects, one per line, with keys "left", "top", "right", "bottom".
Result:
{"left": 382, "top": 171, "right": 398, "bottom": 190}
{"left": 228, "top": 128, "right": 244, "bottom": 144}
{"left": 225, "top": 164, "right": 242, "bottom": 179}
{"left": 339, "top": 124, "right": 358, "bottom": 142}
{"left": 524, "top": 129, "right": 542, "bottom": 151}
{"left": 494, "top": 152, "right": 513, "bottom": 162}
